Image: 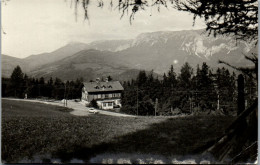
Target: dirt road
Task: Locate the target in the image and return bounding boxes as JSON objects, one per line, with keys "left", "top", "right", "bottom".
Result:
{"left": 2, "top": 98, "right": 134, "bottom": 117}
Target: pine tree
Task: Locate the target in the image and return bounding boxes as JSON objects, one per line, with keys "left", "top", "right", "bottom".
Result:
{"left": 137, "top": 70, "right": 147, "bottom": 87}
{"left": 48, "top": 77, "right": 53, "bottom": 85}
{"left": 167, "top": 65, "right": 177, "bottom": 85}
{"left": 178, "top": 62, "right": 193, "bottom": 88}
{"left": 46, "top": 77, "right": 54, "bottom": 98}
{"left": 10, "top": 66, "right": 24, "bottom": 98}
{"left": 175, "top": 62, "right": 194, "bottom": 113}
{"left": 107, "top": 75, "right": 113, "bottom": 81}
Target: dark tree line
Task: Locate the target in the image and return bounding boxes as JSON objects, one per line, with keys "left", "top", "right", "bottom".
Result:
{"left": 121, "top": 62, "right": 257, "bottom": 116}
{"left": 2, "top": 64, "right": 257, "bottom": 116}
{"left": 2, "top": 66, "right": 84, "bottom": 100}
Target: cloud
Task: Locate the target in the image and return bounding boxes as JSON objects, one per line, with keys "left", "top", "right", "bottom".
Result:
{"left": 2, "top": 0, "right": 206, "bottom": 58}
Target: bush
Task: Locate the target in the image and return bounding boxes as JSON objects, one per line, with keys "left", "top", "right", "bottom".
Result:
{"left": 89, "top": 99, "right": 98, "bottom": 109}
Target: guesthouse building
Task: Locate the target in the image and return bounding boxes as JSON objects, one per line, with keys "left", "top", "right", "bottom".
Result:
{"left": 81, "top": 78, "right": 124, "bottom": 110}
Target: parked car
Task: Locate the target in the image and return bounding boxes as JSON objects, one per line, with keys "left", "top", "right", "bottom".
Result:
{"left": 88, "top": 108, "right": 98, "bottom": 114}
{"left": 74, "top": 99, "right": 81, "bottom": 102}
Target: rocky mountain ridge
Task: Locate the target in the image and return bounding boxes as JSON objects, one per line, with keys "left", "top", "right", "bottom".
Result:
{"left": 2, "top": 29, "right": 257, "bottom": 81}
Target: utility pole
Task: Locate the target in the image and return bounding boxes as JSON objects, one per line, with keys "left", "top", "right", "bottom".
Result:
{"left": 136, "top": 64, "right": 141, "bottom": 116}
{"left": 137, "top": 85, "right": 139, "bottom": 116}
{"left": 217, "top": 94, "right": 219, "bottom": 110}
{"left": 189, "top": 97, "right": 192, "bottom": 113}
{"left": 66, "top": 82, "right": 70, "bottom": 107}
{"left": 191, "top": 91, "right": 194, "bottom": 111}
{"left": 64, "top": 83, "right": 66, "bottom": 107}
{"left": 155, "top": 98, "right": 158, "bottom": 116}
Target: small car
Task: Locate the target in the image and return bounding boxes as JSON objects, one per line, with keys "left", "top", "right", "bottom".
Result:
{"left": 88, "top": 108, "right": 98, "bottom": 114}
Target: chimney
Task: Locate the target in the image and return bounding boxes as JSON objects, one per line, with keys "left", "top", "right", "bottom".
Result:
{"left": 96, "top": 78, "right": 100, "bottom": 83}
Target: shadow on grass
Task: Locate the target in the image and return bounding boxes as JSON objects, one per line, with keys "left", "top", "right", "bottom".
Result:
{"left": 2, "top": 99, "right": 257, "bottom": 163}
{"left": 3, "top": 99, "right": 256, "bottom": 164}
{"left": 51, "top": 116, "right": 232, "bottom": 163}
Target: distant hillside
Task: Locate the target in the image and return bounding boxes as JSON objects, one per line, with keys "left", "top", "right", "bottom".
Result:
{"left": 23, "top": 43, "right": 91, "bottom": 71}
{"left": 2, "top": 29, "right": 257, "bottom": 80}
{"left": 28, "top": 49, "right": 130, "bottom": 81}
{"left": 1, "top": 40, "right": 132, "bottom": 78}
{"left": 24, "top": 40, "right": 133, "bottom": 71}
{"left": 1, "top": 55, "right": 26, "bottom": 78}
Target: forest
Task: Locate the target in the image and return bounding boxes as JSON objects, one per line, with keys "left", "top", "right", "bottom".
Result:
{"left": 2, "top": 66, "right": 84, "bottom": 100}
{"left": 2, "top": 62, "right": 257, "bottom": 116}
{"left": 121, "top": 62, "right": 256, "bottom": 116}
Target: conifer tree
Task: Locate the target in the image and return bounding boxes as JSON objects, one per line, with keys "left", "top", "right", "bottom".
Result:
{"left": 10, "top": 66, "right": 24, "bottom": 98}
{"left": 178, "top": 62, "right": 193, "bottom": 88}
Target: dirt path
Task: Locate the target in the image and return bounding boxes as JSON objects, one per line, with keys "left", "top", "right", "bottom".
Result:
{"left": 2, "top": 98, "right": 134, "bottom": 117}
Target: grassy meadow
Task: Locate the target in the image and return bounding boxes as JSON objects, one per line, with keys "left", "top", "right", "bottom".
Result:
{"left": 2, "top": 99, "right": 235, "bottom": 163}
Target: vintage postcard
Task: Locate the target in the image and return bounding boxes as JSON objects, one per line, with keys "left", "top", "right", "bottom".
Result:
{"left": 1, "top": 0, "right": 258, "bottom": 164}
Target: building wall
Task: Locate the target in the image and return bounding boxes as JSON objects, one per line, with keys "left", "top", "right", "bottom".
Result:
{"left": 82, "top": 91, "right": 88, "bottom": 101}
{"left": 96, "top": 99, "right": 121, "bottom": 110}
{"left": 88, "top": 93, "right": 121, "bottom": 101}
{"left": 81, "top": 86, "right": 123, "bottom": 109}
{"left": 102, "top": 102, "right": 114, "bottom": 110}
{"left": 88, "top": 94, "right": 94, "bottom": 102}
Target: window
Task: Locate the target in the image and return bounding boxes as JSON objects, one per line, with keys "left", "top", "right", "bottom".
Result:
{"left": 108, "top": 102, "right": 113, "bottom": 106}
{"left": 95, "top": 86, "right": 99, "bottom": 89}
{"left": 103, "top": 103, "right": 106, "bottom": 107}
{"left": 105, "top": 94, "right": 109, "bottom": 98}
{"left": 98, "top": 94, "right": 101, "bottom": 98}
{"left": 108, "top": 85, "right": 112, "bottom": 88}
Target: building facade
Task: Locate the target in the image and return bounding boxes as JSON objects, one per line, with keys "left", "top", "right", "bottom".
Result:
{"left": 81, "top": 79, "right": 124, "bottom": 110}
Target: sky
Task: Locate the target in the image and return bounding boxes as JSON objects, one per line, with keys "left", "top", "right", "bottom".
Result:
{"left": 2, "top": 0, "right": 206, "bottom": 58}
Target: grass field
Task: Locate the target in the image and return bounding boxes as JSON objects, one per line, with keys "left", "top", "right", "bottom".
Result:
{"left": 2, "top": 99, "right": 235, "bottom": 163}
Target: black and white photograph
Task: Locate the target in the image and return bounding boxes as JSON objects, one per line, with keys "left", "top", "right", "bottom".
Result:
{"left": 1, "top": 0, "right": 258, "bottom": 164}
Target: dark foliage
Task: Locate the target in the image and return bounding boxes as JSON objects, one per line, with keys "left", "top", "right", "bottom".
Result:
{"left": 121, "top": 62, "right": 251, "bottom": 116}
{"left": 74, "top": 0, "right": 257, "bottom": 41}
{"left": 2, "top": 63, "right": 257, "bottom": 117}
{"left": 175, "top": 0, "right": 258, "bottom": 41}
{"left": 3, "top": 65, "right": 84, "bottom": 100}
{"left": 89, "top": 99, "right": 98, "bottom": 108}
{"left": 10, "top": 66, "right": 24, "bottom": 98}
{"left": 237, "top": 74, "right": 245, "bottom": 115}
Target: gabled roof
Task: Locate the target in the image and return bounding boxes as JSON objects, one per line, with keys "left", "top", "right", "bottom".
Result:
{"left": 83, "top": 81, "right": 124, "bottom": 92}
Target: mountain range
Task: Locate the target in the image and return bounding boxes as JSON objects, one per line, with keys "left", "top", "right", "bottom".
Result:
{"left": 2, "top": 29, "right": 257, "bottom": 81}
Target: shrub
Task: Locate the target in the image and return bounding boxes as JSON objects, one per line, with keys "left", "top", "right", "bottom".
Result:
{"left": 89, "top": 99, "right": 98, "bottom": 109}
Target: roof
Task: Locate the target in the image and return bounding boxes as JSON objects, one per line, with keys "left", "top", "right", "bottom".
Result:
{"left": 83, "top": 81, "right": 124, "bottom": 93}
